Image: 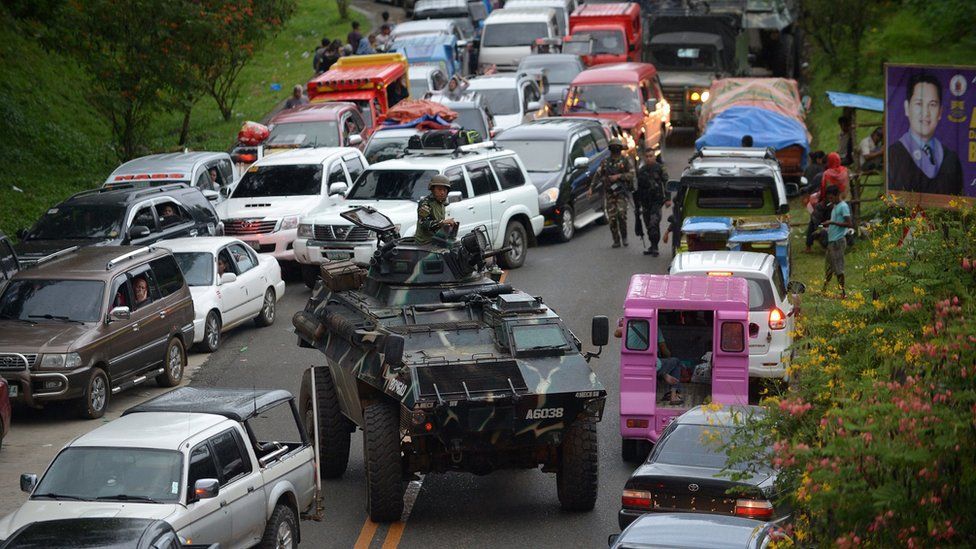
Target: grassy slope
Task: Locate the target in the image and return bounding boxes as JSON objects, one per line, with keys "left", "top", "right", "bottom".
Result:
{"left": 0, "top": 0, "right": 366, "bottom": 238}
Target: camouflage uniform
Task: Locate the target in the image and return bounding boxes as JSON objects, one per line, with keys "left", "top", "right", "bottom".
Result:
{"left": 599, "top": 152, "right": 635, "bottom": 246}
{"left": 635, "top": 161, "right": 670, "bottom": 254}
{"left": 415, "top": 194, "right": 447, "bottom": 245}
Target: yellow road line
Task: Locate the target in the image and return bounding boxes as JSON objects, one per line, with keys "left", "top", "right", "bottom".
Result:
{"left": 353, "top": 520, "right": 379, "bottom": 549}
{"left": 381, "top": 522, "right": 407, "bottom": 548}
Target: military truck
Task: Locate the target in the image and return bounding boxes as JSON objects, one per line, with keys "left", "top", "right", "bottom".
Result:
{"left": 294, "top": 207, "right": 608, "bottom": 522}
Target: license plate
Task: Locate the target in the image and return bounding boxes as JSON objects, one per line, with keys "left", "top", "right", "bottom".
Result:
{"left": 8, "top": 384, "right": 18, "bottom": 398}
{"left": 325, "top": 251, "right": 352, "bottom": 261}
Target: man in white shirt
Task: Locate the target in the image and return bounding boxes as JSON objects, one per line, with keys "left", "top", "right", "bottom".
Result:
{"left": 858, "top": 126, "right": 884, "bottom": 172}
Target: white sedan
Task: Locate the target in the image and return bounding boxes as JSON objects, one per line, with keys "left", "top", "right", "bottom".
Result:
{"left": 161, "top": 237, "right": 285, "bottom": 352}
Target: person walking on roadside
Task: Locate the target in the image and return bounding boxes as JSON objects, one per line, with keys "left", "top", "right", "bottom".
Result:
{"left": 313, "top": 38, "right": 329, "bottom": 74}
{"left": 284, "top": 85, "right": 308, "bottom": 109}
{"left": 596, "top": 138, "right": 635, "bottom": 248}
{"left": 805, "top": 152, "right": 848, "bottom": 252}
{"left": 347, "top": 21, "right": 363, "bottom": 49}
{"left": 821, "top": 185, "right": 852, "bottom": 299}
{"left": 634, "top": 149, "right": 671, "bottom": 256}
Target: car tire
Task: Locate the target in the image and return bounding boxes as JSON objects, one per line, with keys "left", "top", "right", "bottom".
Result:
{"left": 557, "top": 415, "right": 598, "bottom": 511}
{"left": 254, "top": 288, "right": 276, "bottom": 327}
{"left": 302, "top": 264, "right": 320, "bottom": 289}
{"left": 156, "top": 338, "right": 186, "bottom": 387}
{"left": 260, "top": 503, "right": 297, "bottom": 549}
{"left": 363, "top": 401, "right": 404, "bottom": 522}
{"left": 557, "top": 206, "right": 575, "bottom": 243}
{"left": 299, "top": 367, "right": 352, "bottom": 479}
{"left": 196, "top": 311, "right": 221, "bottom": 353}
{"left": 498, "top": 221, "right": 527, "bottom": 269}
{"left": 77, "top": 367, "right": 109, "bottom": 419}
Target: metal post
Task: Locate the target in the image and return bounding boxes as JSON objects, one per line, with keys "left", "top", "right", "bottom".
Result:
{"left": 309, "top": 366, "right": 324, "bottom": 520}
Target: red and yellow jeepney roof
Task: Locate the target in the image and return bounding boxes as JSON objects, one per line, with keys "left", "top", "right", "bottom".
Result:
{"left": 307, "top": 53, "right": 408, "bottom": 98}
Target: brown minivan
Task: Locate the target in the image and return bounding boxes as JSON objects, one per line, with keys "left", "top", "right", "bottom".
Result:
{"left": 0, "top": 246, "right": 194, "bottom": 418}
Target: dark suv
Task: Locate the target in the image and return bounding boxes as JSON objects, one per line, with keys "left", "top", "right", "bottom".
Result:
{"left": 0, "top": 246, "right": 194, "bottom": 418}
{"left": 0, "top": 232, "right": 18, "bottom": 286}
{"left": 494, "top": 119, "right": 609, "bottom": 242}
{"left": 15, "top": 184, "right": 222, "bottom": 266}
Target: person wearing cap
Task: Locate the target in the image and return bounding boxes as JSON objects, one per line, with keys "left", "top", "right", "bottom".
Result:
{"left": 415, "top": 175, "right": 459, "bottom": 245}
{"left": 596, "top": 138, "right": 636, "bottom": 248}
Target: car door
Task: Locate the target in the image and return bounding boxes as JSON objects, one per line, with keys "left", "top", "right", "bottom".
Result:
{"left": 209, "top": 429, "right": 266, "bottom": 548}
{"left": 227, "top": 243, "right": 264, "bottom": 317}
{"left": 123, "top": 265, "right": 170, "bottom": 377}
{"left": 150, "top": 254, "right": 190, "bottom": 339}
{"left": 343, "top": 153, "right": 366, "bottom": 185}
{"left": 462, "top": 161, "right": 502, "bottom": 244}
{"left": 106, "top": 274, "right": 143, "bottom": 382}
{"left": 441, "top": 166, "right": 479, "bottom": 236}
{"left": 182, "top": 441, "right": 232, "bottom": 546}
{"left": 565, "top": 134, "right": 593, "bottom": 213}
{"left": 216, "top": 246, "right": 251, "bottom": 326}
{"left": 325, "top": 160, "right": 348, "bottom": 196}
{"left": 155, "top": 199, "right": 198, "bottom": 241}
{"left": 488, "top": 156, "right": 527, "bottom": 226}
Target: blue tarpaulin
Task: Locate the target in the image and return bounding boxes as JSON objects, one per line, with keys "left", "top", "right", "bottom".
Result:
{"left": 825, "top": 91, "right": 884, "bottom": 113}
{"left": 380, "top": 114, "right": 453, "bottom": 129}
{"left": 681, "top": 216, "right": 734, "bottom": 234}
{"left": 728, "top": 224, "right": 790, "bottom": 243}
{"left": 695, "top": 106, "right": 810, "bottom": 166}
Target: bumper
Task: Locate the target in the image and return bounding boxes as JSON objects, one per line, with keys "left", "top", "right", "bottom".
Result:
{"left": 529, "top": 214, "right": 545, "bottom": 237}
{"left": 1, "top": 367, "right": 91, "bottom": 407}
{"left": 237, "top": 229, "right": 297, "bottom": 262}
{"left": 192, "top": 316, "right": 207, "bottom": 344}
{"left": 619, "top": 508, "right": 646, "bottom": 530}
{"left": 294, "top": 238, "right": 377, "bottom": 265}
{"left": 748, "top": 350, "right": 789, "bottom": 379}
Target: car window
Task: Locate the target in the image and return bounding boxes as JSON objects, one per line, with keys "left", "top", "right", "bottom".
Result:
{"left": 150, "top": 256, "right": 185, "bottom": 297}
{"left": 127, "top": 267, "right": 160, "bottom": 310}
{"left": 569, "top": 136, "right": 586, "bottom": 163}
{"left": 490, "top": 157, "right": 525, "bottom": 190}
{"left": 155, "top": 201, "right": 191, "bottom": 228}
{"left": 772, "top": 264, "right": 787, "bottom": 301}
{"left": 327, "top": 161, "right": 346, "bottom": 186}
{"left": 151, "top": 532, "right": 181, "bottom": 549}
{"left": 465, "top": 162, "right": 499, "bottom": 196}
{"left": 218, "top": 159, "right": 235, "bottom": 185}
{"left": 589, "top": 128, "right": 608, "bottom": 150}
{"left": 210, "top": 429, "right": 252, "bottom": 483}
{"left": 523, "top": 83, "right": 541, "bottom": 110}
{"left": 174, "top": 252, "right": 214, "bottom": 287}
{"left": 195, "top": 170, "right": 216, "bottom": 192}
{"left": 0, "top": 240, "right": 16, "bottom": 277}
{"left": 131, "top": 205, "right": 159, "bottom": 234}
{"left": 343, "top": 114, "right": 365, "bottom": 140}
{"left": 625, "top": 319, "right": 651, "bottom": 351}
{"left": 228, "top": 244, "right": 256, "bottom": 273}
{"left": 444, "top": 167, "right": 469, "bottom": 198}
{"left": 111, "top": 275, "right": 131, "bottom": 309}
{"left": 217, "top": 249, "right": 237, "bottom": 276}
{"left": 345, "top": 156, "right": 365, "bottom": 183}
{"left": 187, "top": 443, "right": 220, "bottom": 502}
{"left": 580, "top": 134, "right": 597, "bottom": 156}
{"left": 432, "top": 70, "right": 448, "bottom": 91}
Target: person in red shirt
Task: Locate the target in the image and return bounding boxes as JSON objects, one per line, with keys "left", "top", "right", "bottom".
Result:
{"left": 805, "top": 152, "right": 849, "bottom": 252}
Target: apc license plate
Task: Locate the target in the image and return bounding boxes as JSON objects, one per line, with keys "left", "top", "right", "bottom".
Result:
{"left": 8, "top": 384, "right": 18, "bottom": 398}
{"left": 325, "top": 251, "right": 352, "bottom": 261}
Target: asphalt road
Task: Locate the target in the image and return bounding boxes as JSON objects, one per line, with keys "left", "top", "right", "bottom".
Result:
{"left": 189, "top": 142, "right": 697, "bottom": 548}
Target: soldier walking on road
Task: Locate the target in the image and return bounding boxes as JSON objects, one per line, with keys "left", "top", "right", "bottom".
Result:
{"left": 597, "top": 138, "right": 635, "bottom": 248}
{"left": 634, "top": 149, "right": 672, "bottom": 256}
{"left": 415, "top": 175, "right": 459, "bottom": 245}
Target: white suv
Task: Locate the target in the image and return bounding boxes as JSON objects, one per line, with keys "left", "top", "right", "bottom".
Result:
{"left": 466, "top": 73, "right": 548, "bottom": 132}
{"left": 294, "top": 143, "right": 544, "bottom": 284}
{"left": 669, "top": 251, "right": 800, "bottom": 380}
{"left": 215, "top": 147, "right": 368, "bottom": 262}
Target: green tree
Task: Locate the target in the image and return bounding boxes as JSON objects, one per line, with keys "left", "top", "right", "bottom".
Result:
{"left": 800, "top": 0, "right": 892, "bottom": 88}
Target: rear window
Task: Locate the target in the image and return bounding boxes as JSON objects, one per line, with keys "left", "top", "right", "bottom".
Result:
{"left": 482, "top": 22, "right": 550, "bottom": 47}
{"left": 695, "top": 188, "right": 765, "bottom": 209}
{"left": 652, "top": 424, "right": 736, "bottom": 469}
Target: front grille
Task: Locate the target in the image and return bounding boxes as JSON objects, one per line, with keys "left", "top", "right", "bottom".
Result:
{"left": 0, "top": 353, "right": 36, "bottom": 371}
{"left": 416, "top": 360, "right": 528, "bottom": 399}
{"left": 663, "top": 89, "right": 687, "bottom": 111}
{"left": 313, "top": 224, "right": 372, "bottom": 242}
{"left": 224, "top": 218, "right": 277, "bottom": 235}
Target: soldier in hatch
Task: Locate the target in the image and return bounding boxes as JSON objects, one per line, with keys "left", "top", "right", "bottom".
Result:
{"left": 415, "top": 174, "right": 459, "bottom": 245}
{"left": 596, "top": 138, "right": 636, "bottom": 248}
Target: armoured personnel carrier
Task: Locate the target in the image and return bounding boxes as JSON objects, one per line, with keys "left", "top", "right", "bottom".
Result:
{"left": 294, "top": 206, "right": 608, "bottom": 521}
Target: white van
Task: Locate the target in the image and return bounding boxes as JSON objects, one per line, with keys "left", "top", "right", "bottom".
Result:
{"left": 503, "top": 0, "right": 573, "bottom": 36}
{"left": 479, "top": 8, "right": 559, "bottom": 71}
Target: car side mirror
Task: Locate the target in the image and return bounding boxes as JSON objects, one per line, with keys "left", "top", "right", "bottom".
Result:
{"left": 202, "top": 189, "right": 220, "bottom": 201}
{"left": 329, "top": 182, "right": 349, "bottom": 196}
{"left": 527, "top": 101, "right": 542, "bottom": 112}
{"left": 383, "top": 334, "right": 405, "bottom": 367}
{"left": 573, "top": 157, "right": 590, "bottom": 170}
{"left": 109, "top": 306, "right": 131, "bottom": 322}
{"left": 608, "top": 533, "right": 620, "bottom": 547}
{"left": 645, "top": 98, "right": 657, "bottom": 111}
{"left": 347, "top": 134, "right": 363, "bottom": 147}
{"left": 128, "top": 225, "right": 151, "bottom": 240}
{"left": 787, "top": 281, "right": 806, "bottom": 294}
{"left": 666, "top": 179, "right": 681, "bottom": 194}
{"left": 447, "top": 191, "right": 463, "bottom": 204}
{"left": 193, "top": 478, "right": 220, "bottom": 500}
{"left": 591, "top": 315, "right": 609, "bottom": 347}
{"left": 220, "top": 186, "right": 233, "bottom": 198}
{"left": 219, "top": 272, "right": 238, "bottom": 285}
{"left": 20, "top": 473, "right": 37, "bottom": 494}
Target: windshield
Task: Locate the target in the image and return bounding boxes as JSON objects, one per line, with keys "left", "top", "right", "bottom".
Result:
{"left": 0, "top": 280, "right": 104, "bottom": 323}
{"left": 650, "top": 45, "right": 719, "bottom": 70}
{"left": 519, "top": 58, "right": 581, "bottom": 84}
{"left": 565, "top": 84, "right": 642, "bottom": 113}
{"left": 511, "top": 324, "right": 570, "bottom": 351}
{"left": 346, "top": 170, "right": 438, "bottom": 201}
{"left": 482, "top": 22, "right": 549, "bottom": 47}
{"left": 653, "top": 424, "right": 764, "bottom": 471}
{"left": 27, "top": 204, "right": 125, "bottom": 241}
{"left": 586, "top": 30, "right": 626, "bottom": 55}
{"left": 364, "top": 135, "right": 414, "bottom": 164}
{"left": 173, "top": 252, "right": 214, "bottom": 287}
{"left": 232, "top": 164, "right": 323, "bottom": 198}
{"left": 453, "top": 107, "right": 488, "bottom": 138}
{"left": 34, "top": 447, "right": 183, "bottom": 503}
{"left": 474, "top": 88, "right": 519, "bottom": 115}
{"left": 266, "top": 121, "right": 340, "bottom": 148}
{"left": 495, "top": 140, "right": 565, "bottom": 172}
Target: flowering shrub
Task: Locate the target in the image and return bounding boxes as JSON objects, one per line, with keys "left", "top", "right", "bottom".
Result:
{"left": 728, "top": 204, "right": 976, "bottom": 546}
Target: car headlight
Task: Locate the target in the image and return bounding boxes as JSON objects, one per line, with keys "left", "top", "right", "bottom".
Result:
{"left": 40, "top": 353, "right": 82, "bottom": 369}
{"left": 701, "top": 90, "right": 710, "bottom": 103}
{"left": 297, "top": 223, "right": 314, "bottom": 238}
{"left": 538, "top": 188, "right": 560, "bottom": 208}
{"left": 690, "top": 89, "right": 710, "bottom": 103}
{"left": 278, "top": 215, "right": 300, "bottom": 231}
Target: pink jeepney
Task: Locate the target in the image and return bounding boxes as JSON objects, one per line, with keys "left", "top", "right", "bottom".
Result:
{"left": 619, "top": 274, "right": 749, "bottom": 454}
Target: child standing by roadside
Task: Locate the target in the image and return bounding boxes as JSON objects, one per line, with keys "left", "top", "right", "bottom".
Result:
{"left": 821, "top": 185, "right": 852, "bottom": 298}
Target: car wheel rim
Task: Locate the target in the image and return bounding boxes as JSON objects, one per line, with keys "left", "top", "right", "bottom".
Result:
{"left": 277, "top": 520, "right": 293, "bottom": 548}
{"left": 263, "top": 291, "right": 275, "bottom": 322}
{"left": 169, "top": 344, "right": 183, "bottom": 379}
{"left": 91, "top": 376, "right": 106, "bottom": 412}
{"left": 206, "top": 316, "right": 219, "bottom": 349}
{"left": 508, "top": 229, "right": 524, "bottom": 262}
{"left": 561, "top": 210, "right": 574, "bottom": 239}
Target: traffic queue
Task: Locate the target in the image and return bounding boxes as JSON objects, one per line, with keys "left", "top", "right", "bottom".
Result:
{"left": 0, "top": 0, "right": 811, "bottom": 545}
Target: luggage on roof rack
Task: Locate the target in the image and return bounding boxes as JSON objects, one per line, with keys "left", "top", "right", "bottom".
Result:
{"left": 407, "top": 129, "right": 480, "bottom": 151}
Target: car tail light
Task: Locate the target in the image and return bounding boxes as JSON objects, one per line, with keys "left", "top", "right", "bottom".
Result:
{"left": 235, "top": 153, "right": 257, "bottom": 163}
{"left": 735, "top": 498, "right": 774, "bottom": 519}
{"left": 622, "top": 489, "right": 652, "bottom": 509}
{"left": 707, "top": 271, "right": 733, "bottom": 277}
{"left": 626, "top": 419, "right": 648, "bottom": 429}
{"left": 769, "top": 308, "right": 786, "bottom": 330}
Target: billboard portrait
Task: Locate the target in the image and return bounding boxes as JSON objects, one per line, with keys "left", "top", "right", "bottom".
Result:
{"left": 885, "top": 64, "right": 976, "bottom": 205}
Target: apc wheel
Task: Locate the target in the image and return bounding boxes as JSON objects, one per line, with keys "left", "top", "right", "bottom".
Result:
{"left": 156, "top": 338, "right": 186, "bottom": 387}
{"left": 260, "top": 504, "right": 297, "bottom": 549}
{"left": 498, "top": 221, "right": 527, "bottom": 269}
{"left": 558, "top": 416, "right": 598, "bottom": 511}
{"left": 363, "top": 401, "right": 404, "bottom": 522}
{"left": 557, "top": 206, "right": 575, "bottom": 243}
{"left": 255, "top": 288, "right": 276, "bottom": 327}
{"left": 299, "top": 367, "right": 352, "bottom": 478}
{"left": 301, "top": 264, "right": 319, "bottom": 289}
{"left": 77, "top": 367, "right": 109, "bottom": 419}
{"left": 196, "top": 311, "right": 221, "bottom": 353}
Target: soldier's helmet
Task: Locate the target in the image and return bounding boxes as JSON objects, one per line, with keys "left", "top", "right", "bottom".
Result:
{"left": 428, "top": 174, "right": 452, "bottom": 190}
{"left": 608, "top": 138, "right": 625, "bottom": 151}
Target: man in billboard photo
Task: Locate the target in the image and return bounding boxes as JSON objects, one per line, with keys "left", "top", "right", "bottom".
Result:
{"left": 888, "top": 72, "right": 964, "bottom": 196}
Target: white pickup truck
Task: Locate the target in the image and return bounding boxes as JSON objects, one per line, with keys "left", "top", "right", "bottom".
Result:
{"left": 0, "top": 387, "right": 317, "bottom": 548}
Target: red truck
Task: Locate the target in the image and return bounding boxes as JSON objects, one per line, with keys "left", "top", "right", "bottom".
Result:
{"left": 306, "top": 53, "right": 410, "bottom": 129}
{"left": 564, "top": 3, "right": 641, "bottom": 67}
